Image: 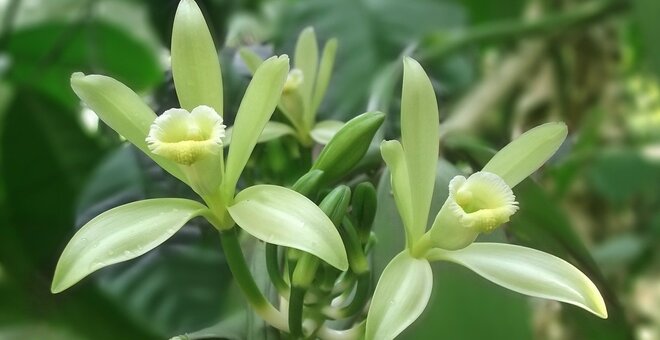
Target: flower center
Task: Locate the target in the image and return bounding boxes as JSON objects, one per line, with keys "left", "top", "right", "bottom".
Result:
{"left": 146, "top": 105, "right": 225, "bottom": 166}
{"left": 447, "top": 172, "right": 519, "bottom": 232}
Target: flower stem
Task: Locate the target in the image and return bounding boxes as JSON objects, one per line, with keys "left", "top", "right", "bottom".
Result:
{"left": 219, "top": 228, "right": 289, "bottom": 332}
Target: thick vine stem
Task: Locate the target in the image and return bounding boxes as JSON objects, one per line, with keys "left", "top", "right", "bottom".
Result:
{"left": 219, "top": 228, "right": 289, "bottom": 332}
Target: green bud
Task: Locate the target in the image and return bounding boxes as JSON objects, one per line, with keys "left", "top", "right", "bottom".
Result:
{"left": 312, "top": 111, "right": 385, "bottom": 184}
{"left": 352, "top": 182, "right": 377, "bottom": 240}
{"left": 291, "top": 170, "right": 325, "bottom": 197}
{"left": 319, "top": 185, "right": 351, "bottom": 226}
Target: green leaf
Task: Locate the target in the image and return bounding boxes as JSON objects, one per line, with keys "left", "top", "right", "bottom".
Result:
{"left": 310, "top": 120, "right": 345, "bottom": 145}
{"left": 366, "top": 251, "right": 433, "bottom": 340}
{"left": 7, "top": 21, "right": 162, "bottom": 108}
{"left": 223, "top": 56, "right": 289, "bottom": 195}
{"left": 51, "top": 198, "right": 208, "bottom": 293}
{"left": 428, "top": 242, "right": 608, "bottom": 319}
{"left": 400, "top": 57, "right": 439, "bottom": 241}
{"left": 227, "top": 185, "right": 348, "bottom": 271}
{"left": 311, "top": 38, "right": 338, "bottom": 114}
{"left": 482, "top": 122, "right": 567, "bottom": 188}
{"left": 633, "top": 0, "right": 660, "bottom": 77}
{"left": 70, "top": 73, "right": 187, "bottom": 184}
{"left": 171, "top": 0, "right": 223, "bottom": 114}
{"left": 293, "top": 27, "right": 319, "bottom": 129}
{"left": 380, "top": 140, "right": 415, "bottom": 248}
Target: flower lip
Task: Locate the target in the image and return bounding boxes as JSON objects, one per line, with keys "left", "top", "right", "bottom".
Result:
{"left": 146, "top": 105, "right": 225, "bottom": 166}
{"left": 447, "top": 171, "right": 519, "bottom": 232}
{"left": 283, "top": 68, "right": 304, "bottom": 93}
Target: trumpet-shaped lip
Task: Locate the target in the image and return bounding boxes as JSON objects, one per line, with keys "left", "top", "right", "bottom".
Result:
{"left": 283, "top": 68, "right": 304, "bottom": 93}
{"left": 146, "top": 105, "right": 225, "bottom": 166}
{"left": 447, "top": 171, "right": 519, "bottom": 232}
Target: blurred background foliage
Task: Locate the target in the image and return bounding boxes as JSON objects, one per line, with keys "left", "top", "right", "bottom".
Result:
{"left": 0, "top": 0, "right": 659, "bottom": 339}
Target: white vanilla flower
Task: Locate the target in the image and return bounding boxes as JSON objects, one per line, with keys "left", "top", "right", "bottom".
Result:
{"left": 447, "top": 171, "right": 519, "bottom": 233}
{"left": 146, "top": 105, "right": 225, "bottom": 166}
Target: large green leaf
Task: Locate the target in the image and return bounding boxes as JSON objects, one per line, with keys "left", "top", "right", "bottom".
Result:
{"left": 0, "top": 91, "right": 104, "bottom": 269}
{"left": 52, "top": 198, "right": 208, "bottom": 293}
{"left": 228, "top": 185, "right": 348, "bottom": 271}
{"left": 7, "top": 21, "right": 162, "bottom": 108}
{"left": 633, "top": 0, "right": 660, "bottom": 77}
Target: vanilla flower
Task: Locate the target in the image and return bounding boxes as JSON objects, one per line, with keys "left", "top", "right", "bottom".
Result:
{"left": 146, "top": 105, "right": 225, "bottom": 166}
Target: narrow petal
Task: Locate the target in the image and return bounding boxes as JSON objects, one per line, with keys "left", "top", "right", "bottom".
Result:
{"left": 171, "top": 0, "right": 223, "bottom": 114}
{"left": 223, "top": 55, "right": 289, "bottom": 195}
{"left": 427, "top": 243, "right": 608, "bottom": 319}
{"left": 366, "top": 251, "right": 433, "bottom": 340}
{"left": 482, "top": 122, "right": 567, "bottom": 188}
{"left": 401, "top": 57, "right": 439, "bottom": 238}
{"left": 311, "top": 38, "right": 338, "bottom": 114}
{"left": 294, "top": 27, "right": 319, "bottom": 129}
{"left": 380, "top": 140, "right": 415, "bottom": 249}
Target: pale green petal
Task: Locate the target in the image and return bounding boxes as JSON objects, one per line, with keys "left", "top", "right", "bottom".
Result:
{"left": 227, "top": 185, "right": 348, "bottom": 271}
{"left": 171, "top": 0, "right": 223, "bottom": 114}
{"left": 238, "top": 47, "right": 265, "bottom": 75}
{"left": 310, "top": 120, "right": 345, "bottom": 145}
{"left": 482, "top": 122, "right": 567, "bottom": 187}
{"left": 311, "top": 38, "right": 338, "bottom": 114}
{"left": 51, "top": 199, "right": 208, "bottom": 293}
{"left": 70, "top": 73, "right": 186, "bottom": 183}
{"left": 427, "top": 242, "right": 608, "bottom": 319}
{"left": 221, "top": 122, "right": 295, "bottom": 146}
{"left": 294, "top": 27, "right": 319, "bottom": 129}
{"left": 400, "top": 57, "right": 439, "bottom": 239}
{"left": 366, "top": 251, "right": 433, "bottom": 340}
{"left": 380, "top": 140, "right": 415, "bottom": 249}
{"left": 223, "top": 56, "right": 289, "bottom": 195}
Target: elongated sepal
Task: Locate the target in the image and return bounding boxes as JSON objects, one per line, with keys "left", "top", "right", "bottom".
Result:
{"left": 310, "top": 120, "right": 345, "bottom": 145}
{"left": 482, "top": 122, "right": 567, "bottom": 187}
{"left": 70, "top": 73, "right": 186, "bottom": 183}
{"left": 312, "top": 111, "right": 385, "bottom": 184}
{"left": 51, "top": 199, "right": 208, "bottom": 293}
{"left": 223, "top": 55, "right": 289, "bottom": 196}
{"left": 311, "top": 38, "right": 338, "bottom": 114}
{"left": 380, "top": 140, "right": 415, "bottom": 248}
{"left": 294, "top": 27, "right": 319, "bottom": 129}
{"left": 319, "top": 185, "right": 351, "bottom": 226}
{"left": 427, "top": 243, "right": 608, "bottom": 319}
{"left": 401, "top": 57, "right": 439, "bottom": 239}
{"left": 171, "top": 0, "right": 223, "bottom": 114}
{"left": 227, "top": 185, "right": 348, "bottom": 271}
{"left": 366, "top": 251, "right": 433, "bottom": 340}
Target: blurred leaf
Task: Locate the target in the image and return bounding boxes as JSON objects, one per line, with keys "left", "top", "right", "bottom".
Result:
{"left": 458, "top": 0, "right": 525, "bottom": 25}
{"left": 278, "top": 0, "right": 466, "bottom": 119}
{"left": 509, "top": 180, "right": 634, "bottom": 339}
{"left": 0, "top": 90, "right": 104, "bottom": 271}
{"left": 7, "top": 21, "right": 162, "bottom": 107}
{"left": 373, "top": 159, "right": 533, "bottom": 338}
{"left": 633, "top": 0, "right": 660, "bottom": 77}
{"left": 585, "top": 149, "right": 660, "bottom": 205}
{"left": 75, "top": 146, "right": 232, "bottom": 337}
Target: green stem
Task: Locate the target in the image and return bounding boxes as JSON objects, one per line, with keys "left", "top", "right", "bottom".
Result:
{"left": 325, "top": 273, "right": 370, "bottom": 319}
{"left": 266, "top": 243, "right": 290, "bottom": 296}
{"left": 417, "top": 0, "right": 629, "bottom": 62}
{"left": 288, "top": 287, "right": 305, "bottom": 338}
{"left": 219, "top": 229, "right": 289, "bottom": 331}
